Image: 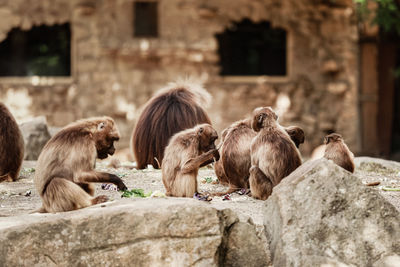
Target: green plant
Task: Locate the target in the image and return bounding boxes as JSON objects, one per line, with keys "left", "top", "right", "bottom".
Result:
{"left": 355, "top": 0, "right": 400, "bottom": 34}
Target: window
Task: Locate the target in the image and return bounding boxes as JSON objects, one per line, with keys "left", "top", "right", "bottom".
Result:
{"left": 216, "top": 19, "right": 287, "bottom": 76}
{"left": 0, "top": 23, "right": 70, "bottom": 77}
{"left": 134, "top": 2, "right": 158, "bottom": 37}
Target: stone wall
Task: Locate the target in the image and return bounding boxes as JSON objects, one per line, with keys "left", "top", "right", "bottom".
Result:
{"left": 0, "top": 0, "right": 359, "bottom": 156}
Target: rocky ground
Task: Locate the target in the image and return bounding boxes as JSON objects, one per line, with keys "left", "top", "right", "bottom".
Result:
{"left": 1, "top": 157, "right": 400, "bottom": 266}
{"left": 1, "top": 157, "right": 399, "bottom": 219}
{"left": 0, "top": 160, "right": 265, "bottom": 225}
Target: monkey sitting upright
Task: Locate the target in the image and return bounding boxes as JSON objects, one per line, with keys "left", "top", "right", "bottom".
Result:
{"left": 213, "top": 118, "right": 304, "bottom": 196}
{"left": 162, "top": 124, "right": 219, "bottom": 197}
{"left": 324, "top": 133, "right": 355, "bottom": 173}
{"left": 249, "top": 107, "right": 302, "bottom": 200}
{"left": 0, "top": 103, "right": 24, "bottom": 182}
{"left": 34, "top": 117, "right": 128, "bottom": 213}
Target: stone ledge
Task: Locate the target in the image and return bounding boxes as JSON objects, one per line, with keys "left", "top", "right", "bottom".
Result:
{"left": 0, "top": 198, "right": 270, "bottom": 266}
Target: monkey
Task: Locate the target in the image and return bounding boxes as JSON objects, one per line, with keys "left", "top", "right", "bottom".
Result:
{"left": 0, "top": 103, "right": 24, "bottom": 182}
{"left": 34, "top": 117, "right": 128, "bottom": 213}
{"left": 323, "top": 133, "right": 355, "bottom": 173}
{"left": 162, "top": 124, "right": 219, "bottom": 197}
{"left": 249, "top": 107, "right": 302, "bottom": 200}
{"left": 213, "top": 118, "right": 304, "bottom": 196}
{"left": 213, "top": 118, "right": 255, "bottom": 195}
{"left": 131, "top": 81, "right": 211, "bottom": 169}
{"left": 285, "top": 126, "right": 305, "bottom": 148}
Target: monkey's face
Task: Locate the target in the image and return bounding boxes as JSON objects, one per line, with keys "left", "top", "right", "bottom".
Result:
{"left": 286, "top": 126, "right": 305, "bottom": 148}
{"left": 94, "top": 119, "right": 121, "bottom": 159}
{"left": 251, "top": 107, "right": 278, "bottom": 132}
{"left": 197, "top": 124, "right": 218, "bottom": 153}
{"left": 324, "top": 133, "right": 343, "bottom": 145}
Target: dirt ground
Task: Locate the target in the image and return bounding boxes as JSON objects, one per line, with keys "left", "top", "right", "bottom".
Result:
{"left": 0, "top": 161, "right": 265, "bottom": 225}
{"left": 1, "top": 157, "right": 399, "bottom": 223}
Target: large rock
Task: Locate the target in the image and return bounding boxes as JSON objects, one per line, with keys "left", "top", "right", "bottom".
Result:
{"left": 0, "top": 198, "right": 270, "bottom": 266}
{"left": 264, "top": 158, "right": 400, "bottom": 267}
{"left": 19, "top": 116, "right": 51, "bottom": 160}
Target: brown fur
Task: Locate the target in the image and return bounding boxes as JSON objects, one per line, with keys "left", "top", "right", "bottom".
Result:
{"left": 214, "top": 118, "right": 304, "bottom": 196}
{"left": 285, "top": 126, "right": 305, "bottom": 148}
{"left": 249, "top": 107, "right": 302, "bottom": 200}
{"left": 0, "top": 103, "right": 24, "bottom": 182}
{"left": 131, "top": 81, "right": 211, "bottom": 169}
{"left": 34, "top": 117, "right": 127, "bottom": 213}
{"left": 324, "top": 133, "right": 355, "bottom": 173}
{"left": 213, "top": 118, "right": 255, "bottom": 195}
{"left": 162, "top": 124, "right": 219, "bottom": 197}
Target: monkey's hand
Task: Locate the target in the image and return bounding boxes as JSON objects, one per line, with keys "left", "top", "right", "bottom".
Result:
{"left": 210, "top": 149, "right": 220, "bottom": 162}
{"left": 116, "top": 180, "right": 128, "bottom": 191}
{"left": 108, "top": 173, "right": 128, "bottom": 191}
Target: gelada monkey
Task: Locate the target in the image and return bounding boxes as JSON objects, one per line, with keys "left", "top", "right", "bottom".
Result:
{"left": 131, "top": 81, "right": 211, "bottom": 169}
{"left": 0, "top": 103, "right": 24, "bottom": 182}
{"left": 324, "top": 133, "right": 355, "bottom": 173}
{"left": 34, "top": 117, "right": 127, "bottom": 213}
{"left": 249, "top": 107, "right": 302, "bottom": 200}
{"left": 214, "top": 119, "right": 304, "bottom": 196}
{"left": 162, "top": 124, "right": 219, "bottom": 197}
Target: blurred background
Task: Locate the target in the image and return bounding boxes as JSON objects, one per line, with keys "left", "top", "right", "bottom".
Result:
{"left": 0, "top": 0, "right": 399, "bottom": 160}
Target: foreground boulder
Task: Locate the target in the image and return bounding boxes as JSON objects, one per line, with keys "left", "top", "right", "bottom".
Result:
{"left": 0, "top": 198, "right": 270, "bottom": 266}
{"left": 264, "top": 158, "right": 400, "bottom": 267}
{"left": 19, "top": 116, "right": 51, "bottom": 160}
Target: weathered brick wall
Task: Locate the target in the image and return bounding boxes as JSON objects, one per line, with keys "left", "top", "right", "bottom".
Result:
{"left": 0, "top": 0, "right": 359, "bottom": 156}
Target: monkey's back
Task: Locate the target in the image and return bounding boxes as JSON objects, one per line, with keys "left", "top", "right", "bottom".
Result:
{"left": 132, "top": 83, "right": 211, "bottom": 169}
{"left": 325, "top": 142, "right": 355, "bottom": 173}
{"left": 161, "top": 129, "right": 199, "bottom": 191}
{"left": 221, "top": 120, "right": 256, "bottom": 187}
{"left": 34, "top": 126, "right": 96, "bottom": 195}
{"left": 251, "top": 127, "right": 301, "bottom": 185}
{"left": 0, "top": 103, "right": 24, "bottom": 179}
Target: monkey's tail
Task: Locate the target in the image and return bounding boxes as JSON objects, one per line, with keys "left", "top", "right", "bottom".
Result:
{"left": 30, "top": 206, "right": 47, "bottom": 214}
{"left": 211, "top": 185, "right": 243, "bottom": 197}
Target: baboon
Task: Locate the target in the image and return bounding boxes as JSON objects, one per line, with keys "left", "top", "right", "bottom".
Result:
{"left": 214, "top": 118, "right": 304, "bottom": 196}
{"left": 0, "top": 103, "right": 24, "bottom": 182}
{"left": 162, "top": 124, "right": 219, "bottom": 197}
{"left": 131, "top": 81, "right": 211, "bottom": 169}
{"left": 249, "top": 107, "right": 302, "bottom": 200}
{"left": 34, "top": 117, "right": 128, "bottom": 213}
{"left": 324, "top": 133, "right": 355, "bottom": 173}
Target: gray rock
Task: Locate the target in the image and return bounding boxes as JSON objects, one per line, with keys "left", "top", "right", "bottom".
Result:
{"left": 0, "top": 198, "right": 270, "bottom": 266}
{"left": 355, "top": 156, "right": 400, "bottom": 174}
{"left": 19, "top": 116, "right": 51, "bottom": 160}
{"left": 223, "top": 221, "right": 270, "bottom": 267}
{"left": 264, "top": 158, "right": 400, "bottom": 267}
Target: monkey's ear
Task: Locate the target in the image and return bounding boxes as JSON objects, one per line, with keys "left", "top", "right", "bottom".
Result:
{"left": 97, "top": 122, "right": 106, "bottom": 131}
{"left": 198, "top": 127, "right": 204, "bottom": 136}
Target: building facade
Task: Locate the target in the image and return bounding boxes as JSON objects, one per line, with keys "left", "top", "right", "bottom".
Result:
{"left": 0, "top": 0, "right": 387, "bottom": 158}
